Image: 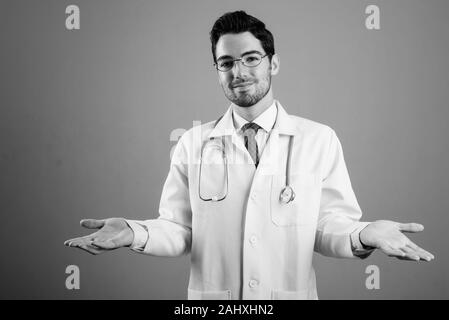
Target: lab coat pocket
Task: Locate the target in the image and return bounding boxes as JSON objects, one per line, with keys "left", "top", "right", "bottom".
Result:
{"left": 270, "top": 172, "right": 320, "bottom": 227}
{"left": 188, "top": 288, "right": 232, "bottom": 300}
{"left": 271, "top": 289, "right": 311, "bottom": 300}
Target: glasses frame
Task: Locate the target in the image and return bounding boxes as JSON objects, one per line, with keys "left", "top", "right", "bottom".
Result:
{"left": 214, "top": 53, "right": 269, "bottom": 72}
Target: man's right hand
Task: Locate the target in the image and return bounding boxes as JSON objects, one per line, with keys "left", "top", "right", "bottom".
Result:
{"left": 64, "top": 218, "right": 134, "bottom": 255}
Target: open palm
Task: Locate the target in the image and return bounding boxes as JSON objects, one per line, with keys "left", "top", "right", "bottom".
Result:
{"left": 360, "top": 220, "right": 434, "bottom": 261}
{"left": 64, "top": 218, "right": 133, "bottom": 255}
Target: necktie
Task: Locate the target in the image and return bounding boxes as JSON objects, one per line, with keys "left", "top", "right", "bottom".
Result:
{"left": 241, "top": 122, "right": 261, "bottom": 167}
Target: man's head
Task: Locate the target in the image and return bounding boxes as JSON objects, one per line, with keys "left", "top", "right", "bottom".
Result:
{"left": 210, "top": 11, "right": 279, "bottom": 108}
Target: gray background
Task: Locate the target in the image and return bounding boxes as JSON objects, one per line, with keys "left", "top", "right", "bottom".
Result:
{"left": 0, "top": 0, "right": 448, "bottom": 299}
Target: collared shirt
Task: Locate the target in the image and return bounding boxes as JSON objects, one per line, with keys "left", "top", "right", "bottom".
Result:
{"left": 232, "top": 101, "right": 277, "bottom": 160}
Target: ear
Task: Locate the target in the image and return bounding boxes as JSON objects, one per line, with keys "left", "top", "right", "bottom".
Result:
{"left": 270, "top": 54, "right": 280, "bottom": 76}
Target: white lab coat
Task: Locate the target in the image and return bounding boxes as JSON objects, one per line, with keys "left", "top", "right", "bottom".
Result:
{"left": 128, "top": 101, "right": 370, "bottom": 300}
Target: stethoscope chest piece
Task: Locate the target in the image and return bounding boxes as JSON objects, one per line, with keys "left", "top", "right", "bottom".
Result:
{"left": 279, "top": 185, "right": 295, "bottom": 204}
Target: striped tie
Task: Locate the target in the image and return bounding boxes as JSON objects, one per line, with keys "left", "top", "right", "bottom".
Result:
{"left": 242, "top": 122, "right": 261, "bottom": 167}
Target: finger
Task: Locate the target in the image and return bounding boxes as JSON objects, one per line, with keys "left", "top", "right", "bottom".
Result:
{"left": 401, "top": 246, "right": 420, "bottom": 261}
{"left": 398, "top": 222, "right": 424, "bottom": 233}
{"left": 379, "top": 245, "right": 406, "bottom": 258}
{"left": 65, "top": 232, "right": 97, "bottom": 244}
{"left": 406, "top": 242, "right": 434, "bottom": 259}
{"left": 65, "top": 237, "right": 86, "bottom": 246}
{"left": 396, "top": 255, "right": 418, "bottom": 261}
{"left": 77, "top": 244, "right": 104, "bottom": 255}
{"left": 80, "top": 219, "right": 105, "bottom": 230}
{"left": 406, "top": 243, "right": 434, "bottom": 261}
{"left": 65, "top": 235, "right": 96, "bottom": 247}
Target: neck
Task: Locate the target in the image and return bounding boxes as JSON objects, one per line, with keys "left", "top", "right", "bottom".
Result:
{"left": 232, "top": 88, "right": 274, "bottom": 122}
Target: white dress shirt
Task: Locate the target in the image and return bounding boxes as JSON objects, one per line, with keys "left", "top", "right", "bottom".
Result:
{"left": 232, "top": 100, "right": 277, "bottom": 161}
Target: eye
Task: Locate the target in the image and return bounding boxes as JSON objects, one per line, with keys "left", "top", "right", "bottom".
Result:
{"left": 245, "top": 56, "right": 258, "bottom": 62}
{"left": 219, "top": 60, "right": 233, "bottom": 69}
{"left": 243, "top": 54, "right": 262, "bottom": 66}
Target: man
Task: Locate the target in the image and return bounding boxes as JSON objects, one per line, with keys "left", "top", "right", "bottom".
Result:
{"left": 65, "top": 11, "right": 434, "bottom": 300}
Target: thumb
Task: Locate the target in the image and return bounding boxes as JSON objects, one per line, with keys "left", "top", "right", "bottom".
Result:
{"left": 398, "top": 222, "right": 424, "bottom": 233}
{"left": 80, "top": 219, "right": 105, "bottom": 229}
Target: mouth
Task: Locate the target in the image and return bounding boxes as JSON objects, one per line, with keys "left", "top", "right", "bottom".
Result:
{"left": 232, "top": 82, "right": 253, "bottom": 89}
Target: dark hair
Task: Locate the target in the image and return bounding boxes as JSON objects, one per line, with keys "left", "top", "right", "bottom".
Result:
{"left": 209, "top": 11, "right": 275, "bottom": 63}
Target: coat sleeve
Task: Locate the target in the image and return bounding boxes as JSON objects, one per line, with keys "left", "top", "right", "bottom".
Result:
{"left": 314, "top": 128, "right": 372, "bottom": 259}
{"left": 126, "top": 135, "right": 192, "bottom": 257}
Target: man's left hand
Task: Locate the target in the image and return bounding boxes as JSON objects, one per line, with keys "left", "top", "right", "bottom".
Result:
{"left": 359, "top": 220, "right": 434, "bottom": 261}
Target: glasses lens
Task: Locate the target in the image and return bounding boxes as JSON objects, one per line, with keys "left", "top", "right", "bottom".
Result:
{"left": 242, "top": 54, "right": 262, "bottom": 67}
{"left": 217, "top": 60, "right": 234, "bottom": 72}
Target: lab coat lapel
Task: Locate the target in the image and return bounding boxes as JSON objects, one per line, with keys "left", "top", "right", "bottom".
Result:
{"left": 208, "top": 107, "right": 258, "bottom": 169}
{"left": 207, "top": 102, "right": 301, "bottom": 173}
{"left": 208, "top": 107, "right": 234, "bottom": 139}
{"left": 272, "top": 101, "right": 300, "bottom": 136}
{"left": 256, "top": 102, "right": 302, "bottom": 176}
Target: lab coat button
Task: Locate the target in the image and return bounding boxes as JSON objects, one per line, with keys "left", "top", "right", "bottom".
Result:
{"left": 249, "top": 279, "right": 259, "bottom": 288}
{"left": 250, "top": 193, "right": 257, "bottom": 201}
{"left": 249, "top": 235, "right": 257, "bottom": 245}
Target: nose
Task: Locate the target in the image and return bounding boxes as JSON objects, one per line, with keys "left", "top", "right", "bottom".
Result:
{"left": 231, "top": 60, "right": 248, "bottom": 78}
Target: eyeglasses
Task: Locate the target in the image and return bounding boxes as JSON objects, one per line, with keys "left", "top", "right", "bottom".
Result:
{"left": 214, "top": 53, "right": 268, "bottom": 72}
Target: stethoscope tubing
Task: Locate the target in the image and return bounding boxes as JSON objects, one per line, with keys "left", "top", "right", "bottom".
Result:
{"left": 198, "top": 134, "right": 295, "bottom": 203}
{"left": 198, "top": 136, "right": 229, "bottom": 202}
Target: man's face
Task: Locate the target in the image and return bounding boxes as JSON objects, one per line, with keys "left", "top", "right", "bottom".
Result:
{"left": 215, "top": 31, "right": 278, "bottom": 107}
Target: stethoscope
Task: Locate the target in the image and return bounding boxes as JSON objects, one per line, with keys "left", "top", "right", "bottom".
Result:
{"left": 198, "top": 118, "right": 296, "bottom": 204}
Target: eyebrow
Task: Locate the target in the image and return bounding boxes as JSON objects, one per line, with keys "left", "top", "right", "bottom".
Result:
{"left": 216, "top": 50, "right": 264, "bottom": 62}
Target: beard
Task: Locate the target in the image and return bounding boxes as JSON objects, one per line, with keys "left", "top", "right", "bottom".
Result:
{"left": 222, "top": 74, "right": 271, "bottom": 108}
